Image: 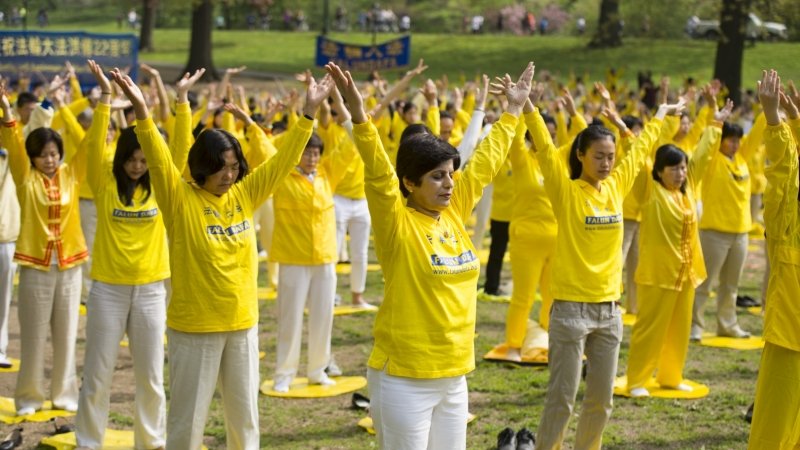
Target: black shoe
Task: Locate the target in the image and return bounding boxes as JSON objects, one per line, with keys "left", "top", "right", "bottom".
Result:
{"left": 745, "top": 402, "right": 754, "bottom": 423}
{"left": 497, "top": 427, "right": 516, "bottom": 450}
{"left": 736, "top": 295, "right": 761, "bottom": 308}
{"left": 516, "top": 428, "right": 535, "bottom": 450}
{"left": 0, "top": 427, "right": 22, "bottom": 450}
{"left": 351, "top": 392, "right": 370, "bottom": 411}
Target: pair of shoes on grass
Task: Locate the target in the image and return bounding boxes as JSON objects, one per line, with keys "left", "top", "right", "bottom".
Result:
{"left": 629, "top": 383, "right": 693, "bottom": 398}
{"left": 497, "top": 427, "right": 534, "bottom": 450}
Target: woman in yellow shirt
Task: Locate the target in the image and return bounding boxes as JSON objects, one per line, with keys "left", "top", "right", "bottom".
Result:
{"left": 525, "top": 96, "right": 678, "bottom": 449}
{"left": 327, "top": 61, "right": 533, "bottom": 449}
{"left": 0, "top": 85, "right": 87, "bottom": 417}
{"left": 625, "top": 97, "right": 732, "bottom": 397}
{"left": 748, "top": 69, "right": 800, "bottom": 450}
{"left": 111, "top": 68, "right": 333, "bottom": 449}
{"left": 73, "top": 61, "right": 173, "bottom": 450}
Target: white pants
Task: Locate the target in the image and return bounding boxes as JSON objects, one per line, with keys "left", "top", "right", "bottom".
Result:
{"left": 334, "top": 195, "right": 371, "bottom": 294}
{"left": 76, "top": 281, "right": 167, "bottom": 450}
{"left": 693, "top": 230, "right": 748, "bottom": 335}
{"left": 275, "top": 263, "right": 335, "bottom": 385}
{"left": 254, "top": 198, "right": 278, "bottom": 288}
{"left": 621, "top": 219, "right": 640, "bottom": 313}
{"left": 15, "top": 265, "right": 81, "bottom": 412}
{"left": 166, "top": 326, "right": 260, "bottom": 450}
{"left": 367, "top": 368, "right": 468, "bottom": 450}
{"left": 79, "top": 199, "right": 97, "bottom": 302}
{"left": 0, "top": 242, "right": 16, "bottom": 359}
{"left": 470, "top": 184, "right": 493, "bottom": 250}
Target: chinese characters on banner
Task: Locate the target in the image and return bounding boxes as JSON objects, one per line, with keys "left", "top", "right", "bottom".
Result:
{"left": 315, "top": 35, "right": 410, "bottom": 72}
{"left": 0, "top": 31, "right": 138, "bottom": 87}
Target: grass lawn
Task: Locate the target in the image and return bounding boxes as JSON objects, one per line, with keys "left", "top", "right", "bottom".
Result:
{"left": 43, "top": 22, "right": 800, "bottom": 86}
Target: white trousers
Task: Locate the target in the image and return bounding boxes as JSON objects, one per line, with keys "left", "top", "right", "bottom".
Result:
{"left": 275, "top": 263, "right": 335, "bottom": 385}
{"left": 79, "top": 198, "right": 97, "bottom": 302}
{"left": 254, "top": 198, "right": 279, "bottom": 288}
{"left": 166, "top": 326, "right": 260, "bottom": 450}
{"left": 334, "top": 195, "right": 371, "bottom": 294}
{"left": 76, "top": 281, "right": 167, "bottom": 450}
{"left": 0, "top": 242, "right": 16, "bottom": 359}
{"left": 367, "top": 368, "right": 468, "bottom": 450}
{"left": 15, "top": 265, "right": 81, "bottom": 411}
{"left": 470, "top": 184, "right": 493, "bottom": 250}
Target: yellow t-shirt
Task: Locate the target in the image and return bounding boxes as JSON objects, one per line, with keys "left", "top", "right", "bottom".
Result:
{"left": 85, "top": 103, "right": 170, "bottom": 285}
{"left": 490, "top": 158, "right": 514, "bottom": 222}
{"left": 699, "top": 145, "right": 752, "bottom": 234}
{"left": 352, "top": 112, "right": 519, "bottom": 378}
{"left": 134, "top": 114, "right": 313, "bottom": 333}
{"left": 762, "top": 119, "right": 800, "bottom": 351}
{"left": 526, "top": 109, "right": 662, "bottom": 302}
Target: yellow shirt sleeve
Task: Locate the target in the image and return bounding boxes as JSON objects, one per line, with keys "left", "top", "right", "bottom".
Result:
{"left": 171, "top": 102, "right": 194, "bottom": 181}
{"left": 134, "top": 116, "right": 185, "bottom": 215}
{"left": 1, "top": 121, "right": 29, "bottom": 186}
{"left": 85, "top": 102, "right": 113, "bottom": 194}
{"left": 426, "top": 105, "right": 441, "bottom": 138}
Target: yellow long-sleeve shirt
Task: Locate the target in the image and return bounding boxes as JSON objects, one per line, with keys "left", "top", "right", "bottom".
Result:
{"left": 0, "top": 149, "right": 20, "bottom": 243}
{"left": 270, "top": 129, "right": 357, "bottom": 265}
{"left": 352, "top": 112, "right": 519, "bottom": 378}
{"left": 699, "top": 140, "right": 752, "bottom": 234}
{"left": 490, "top": 158, "right": 514, "bottom": 222}
{"left": 1, "top": 115, "right": 88, "bottom": 270}
{"left": 762, "top": 119, "right": 800, "bottom": 351}
{"left": 526, "top": 109, "right": 662, "bottom": 302}
{"left": 634, "top": 123, "right": 721, "bottom": 291}
{"left": 133, "top": 114, "right": 313, "bottom": 333}
{"left": 321, "top": 122, "right": 366, "bottom": 200}
{"left": 508, "top": 119, "right": 557, "bottom": 237}
{"left": 86, "top": 103, "right": 169, "bottom": 285}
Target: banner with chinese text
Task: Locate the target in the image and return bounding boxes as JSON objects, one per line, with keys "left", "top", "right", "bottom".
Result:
{"left": 315, "top": 35, "right": 410, "bottom": 72}
{"left": 0, "top": 31, "right": 138, "bottom": 87}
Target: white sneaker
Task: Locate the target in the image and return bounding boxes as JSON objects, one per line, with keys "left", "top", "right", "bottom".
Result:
{"left": 505, "top": 347, "right": 522, "bottom": 362}
{"left": 326, "top": 357, "right": 343, "bottom": 377}
{"left": 0, "top": 354, "right": 12, "bottom": 369}
{"left": 272, "top": 378, "right": 291, "bottom": 393}
{"left": 16, "top": 406, "right": 35, "bottom": 416}
{"left": 629, "top": 387, "right": 650, "bottom": 398}
{"left": 674, "top": 383, "right": 694, "bottom": 393}
{"left": 309, "top": 373, "right": 336, "bottom": 386}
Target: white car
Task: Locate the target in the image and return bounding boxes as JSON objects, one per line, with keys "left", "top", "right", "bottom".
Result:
{"left": 686, "top": 13, "right": 788, "bottom": 41}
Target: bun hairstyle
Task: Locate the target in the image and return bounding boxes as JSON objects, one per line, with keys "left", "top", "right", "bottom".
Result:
{"left": 568, "top": 125, "right": 615, "bottom": 180}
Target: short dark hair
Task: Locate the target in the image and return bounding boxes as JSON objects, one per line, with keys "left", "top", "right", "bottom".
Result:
{"left": 16, "top": 92, "right": 38, "bottom": 109}
{"left": 568, "top": 125, "right": 615, "bottom": 180}
{"left": 113, "top": 126, "right": 152, "bottom": 206}
{"left": 722, "top": 122, "right": 744, "bottom": 140}
{"left": 652, "top": 144, "right": 688, "bottom": 194}
{"left": 306, "top": 132, "right": 324, "bottom": 155}
{"left": 396, "top": 133, "right": 459, "bottom": 197}
{"left": 541, "top": 113, "right": 556, "bottom": 128}
{"left": 622, "top": 115, "right": 643, "bottom": 131}
{"left": 188, "top": 128, "right": 249, "bottom": 186}
{"left": 400, "top": 123, "right": 431, "bottom": 144}
{"left": 440, "top": 110, "right": 454, "bottom": 121}
{"left": 25, "top": 127, "right": 63, "bottom": 162}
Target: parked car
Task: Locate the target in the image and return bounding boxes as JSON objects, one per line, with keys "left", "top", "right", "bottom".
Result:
{"left": 686, "top": 13, "right": 787, "bottom": 41}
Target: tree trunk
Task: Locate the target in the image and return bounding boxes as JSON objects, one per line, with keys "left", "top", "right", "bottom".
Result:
{"left": 713, "top": 0, "right": 751, "bottom": 105}
{"left": 182, "top": 0, "right": 219, "bottom": 82}
{"left": 589, "top": 0, "right": 623, "bottom": 48}
{"left": 139, "top": 0, "right": 158, "bottom": 52}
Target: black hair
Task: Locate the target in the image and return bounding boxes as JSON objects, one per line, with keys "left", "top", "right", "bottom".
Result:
{"left": 622, "top": 115, "right": 643, "bottom": 131}
{"left": 440, "top": 110, "right": 454, "bottom": 121}
{"left": 16, "top": 92, "right": 38, "bottom": 108}
{"left": 396, "top": 133, "right": 460, "bottom": 197}
{"left": 188, "top": 128, "right": 249, "bottom": 186}
{"left": 306, "top": 132, "right": 324, "bottom": 155}
{"left": 541, "top": 113, "right": 556, "bottom": 128}
{"left": 652, "top": 144, "right": 688, "bottom": 194}
{"left": 25, "top": 127, "right": 63, "bottom": 162}
{"left": 271, "top": 121, "right": 287, "bottom": 134}
{"left": 721, "top": 122, "right": 744, "bottom": 140}
{"left": 568, "top": 125, "right": 615, "bottom": 180}
{"left": 112, "top": 127, "right": 152, "bottom": 206}
{"left": 186, "top": 91, "right": 198, "bottom": 110}
{"left": 401, "top": 102, "right": 417, "bottom": 115}
{"left": 400, "top": 123, "right": 431, "bottom": 144}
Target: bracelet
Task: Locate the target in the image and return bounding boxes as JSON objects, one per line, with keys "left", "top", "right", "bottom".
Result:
{"left": 303, "top": 113, "right": 314, "bottom": 121}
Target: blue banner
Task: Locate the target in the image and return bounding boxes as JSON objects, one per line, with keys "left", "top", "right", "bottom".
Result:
{"left": 0, "top": 30, "right": 138, "bottom": 88}
{"left": 315, "top": 35, "right": 410, "bottom": 72}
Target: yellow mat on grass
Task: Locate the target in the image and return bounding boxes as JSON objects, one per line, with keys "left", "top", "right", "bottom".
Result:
{"left": 358, "top": 413, "right": 477, "bottom": 435}
{"left": 304, "top": 304, "right": 379, "bottom": 316}
{"left": 260, "top": 376, "right": 367, "bottom": 398}
{"left": 613, "top": 376, "right": 709, "bottom": 399}
{"left": 258, "top": 287, "right": 277, "bottom": 301}
{"left": 696, "top": 333, "right": 764, "bottom": 350}
{"left": 747, "top": 306, "right": 763, "bottom": 316}
{"left": 0, "top": 358, "right": 20, "bottom": 373}
{"left": 0, "top": 397, "right": 74, "bottom": 424}
{"left": 335, "top": 263, "right": 382, "bottom": 275}
{"left": 41, "top": 430, "right": 207, "bottom": 450}
{"left": 483, "top": 343, "right": 548, "bottom": 366}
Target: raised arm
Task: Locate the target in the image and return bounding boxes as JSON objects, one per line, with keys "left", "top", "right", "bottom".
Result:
{"left": 421, "top": 79, "right": 440, "bottom": 136}
{"left": 457, "top": 74, "right": 489, "bottom": 168}
{"left": 687, "top": 95, "right": 732, "bottom": 188}
{"left": 367, "top": 59, "right": 427, "bottom": 118}
{"left": 240, "top": 74, "right": 334, "bottom": 207}
{"left": 112, "top": 67, "right": 183, "bottom": 214}
{"left": 0, "top": 85, "right": 29, "bottom": 184}
{"left": 84, "top": 60, "right": 114, "bottom": 193}
{"left": 140, "top": 63, "right": 171, "bottom": 125}
{"left": 172, "top": 69, "right": 205, "bottom": 176}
